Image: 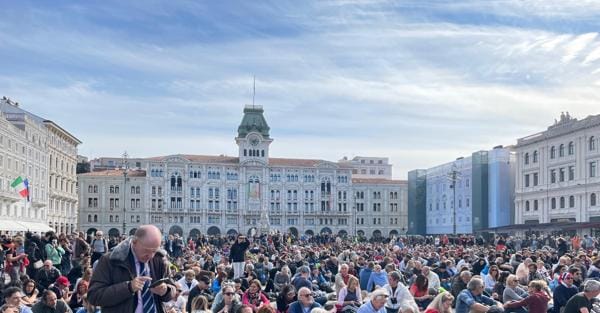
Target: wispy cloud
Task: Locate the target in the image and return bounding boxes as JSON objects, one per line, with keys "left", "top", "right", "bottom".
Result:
{"left": 1, "top": 0, "right": 600, "bottom": 178}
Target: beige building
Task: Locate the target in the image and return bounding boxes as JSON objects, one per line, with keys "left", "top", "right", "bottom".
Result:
{"left": 0, "top": 97, "right": 81, "bottom": 234}
{"left": 514, "top": 112, "right": 600, "bottom": 234}
{"left": 78, "top": 105, "right": 407, "bottom": 239}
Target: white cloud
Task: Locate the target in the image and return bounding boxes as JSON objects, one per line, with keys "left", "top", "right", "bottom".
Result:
{"left": 2, "top": 1, "right": 600, "bottom": 179}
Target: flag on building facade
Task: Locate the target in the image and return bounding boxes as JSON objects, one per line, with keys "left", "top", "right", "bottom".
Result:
{"left": 10, "top": 176, "right": 29, "bottom": 200}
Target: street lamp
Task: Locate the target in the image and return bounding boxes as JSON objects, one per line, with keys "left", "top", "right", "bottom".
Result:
{"left": 447, "top": 163, "right": 462, "bottom": 236}
{"left": 122, "top": 151, "right": 129, "bottom": 237}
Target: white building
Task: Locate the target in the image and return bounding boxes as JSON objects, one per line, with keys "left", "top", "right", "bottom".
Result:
{"left": 78, "top": 105, "right": 407, "bottom": 239}
{"left": 409, "top": 146, "right": 515, "bottom": 235}
{"left": 514, "top": 112, "right": 600, "bottom": 233}
{"left": 338, "top": 156, "right": 393, "bottom": 179}
{"left": 0, "top": 97, "right": 80, "bottom": 234}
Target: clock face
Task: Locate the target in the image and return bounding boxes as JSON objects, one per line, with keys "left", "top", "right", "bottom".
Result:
{"left": 249, "top": 136, "right": 260, "bottom": 146}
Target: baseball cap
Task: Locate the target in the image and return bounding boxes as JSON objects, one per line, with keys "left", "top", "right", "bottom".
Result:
{"left": 56, "top": 276, "right": 70, "bottom": 287}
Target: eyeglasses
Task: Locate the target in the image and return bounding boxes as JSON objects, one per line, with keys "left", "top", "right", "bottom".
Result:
{"left": 224, "top": 292, "right": 235, "bottom": 296}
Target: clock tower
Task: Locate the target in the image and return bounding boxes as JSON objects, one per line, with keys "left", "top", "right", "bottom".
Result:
{"left": 236, "top": 105, "right": 272, "bottom": 164}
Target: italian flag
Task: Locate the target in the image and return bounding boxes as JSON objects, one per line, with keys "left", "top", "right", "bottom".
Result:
{"left": 11, "top": 176, "right": 29, "bottom": 200}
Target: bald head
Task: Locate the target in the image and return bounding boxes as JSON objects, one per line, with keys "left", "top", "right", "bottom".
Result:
{"left": 132, "top": 225, "right": 162, "bottom": 263}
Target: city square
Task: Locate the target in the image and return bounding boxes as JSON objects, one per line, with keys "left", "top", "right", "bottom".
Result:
{"left": 1, "top": 2, "right": 600, "bottom": 313}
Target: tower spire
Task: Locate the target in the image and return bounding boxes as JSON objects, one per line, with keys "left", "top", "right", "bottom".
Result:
{"left": 252, "top": 75, "right": 256, "bottom": 108}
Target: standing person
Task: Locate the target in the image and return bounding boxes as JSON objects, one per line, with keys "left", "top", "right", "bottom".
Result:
{"left": 563, "top": 280, "right": 600, "bottom": 313}
{"left": 90, "top": 231, "right": 108, "bottom": 265}
{"left": 72, "top": 232, "right": 90, "bottom": 268}
{"left": 45, "top": 237, "right": 65, "bottom": 268}
{"left": 4, "top": 236, "right": 26, "bottom": 284}
{"left": 230, "top": 235, "right": 249, "bottom": 279}
{"left": 87, "top": 225, "right": 176, "bottom": 313}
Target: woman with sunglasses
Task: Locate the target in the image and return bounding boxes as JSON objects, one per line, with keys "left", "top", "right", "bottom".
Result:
{"left": 483, "top": 266, "right": 499, "bottom": 294}
{"left": 214, "top": 285, "right": 242, "bottom": 313}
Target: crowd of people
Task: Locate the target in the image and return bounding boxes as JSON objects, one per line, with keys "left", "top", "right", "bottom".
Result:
{"left": 1, "top": 226, "right": 600, "bottom": 313}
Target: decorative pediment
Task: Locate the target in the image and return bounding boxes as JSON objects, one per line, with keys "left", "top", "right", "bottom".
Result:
{"left": 241, "top": 159, "right": 267, "bottom": 167}
{"left": 316, "top": 160, "right": 339, "bottom": 169}
{"left": 164, "top": 155, "right": 190, "bottom": 164}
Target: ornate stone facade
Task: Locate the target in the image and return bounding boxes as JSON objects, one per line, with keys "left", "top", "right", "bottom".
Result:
{"left": 78, "top": 105, "right": 407, "bottom": 238}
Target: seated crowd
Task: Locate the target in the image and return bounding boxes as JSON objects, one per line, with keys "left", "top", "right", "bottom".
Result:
{"left": 1, "top": 228, "right": 600, "bottom": 313}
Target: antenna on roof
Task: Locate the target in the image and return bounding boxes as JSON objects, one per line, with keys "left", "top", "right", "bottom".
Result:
{"left": 252, "top": 75, "right": 256, "bottom": 108}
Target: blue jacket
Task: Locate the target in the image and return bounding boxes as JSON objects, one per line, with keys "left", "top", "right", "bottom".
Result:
{"left": 359, "top": 268, "right": 373, "bottom": 291}
{"left": 287, "top": 301, "right": 321, "bottom": 313}
{"left": 367, "top": 271, "right": 388, "bottom": 292}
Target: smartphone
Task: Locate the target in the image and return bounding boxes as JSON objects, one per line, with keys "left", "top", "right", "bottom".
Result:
{"left": 149, "top": 278, "right": 171, "bottom": 288}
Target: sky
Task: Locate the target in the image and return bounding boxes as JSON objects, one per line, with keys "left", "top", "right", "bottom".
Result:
{"left": 2, "top": 1, "right": 600, "bottom": 179}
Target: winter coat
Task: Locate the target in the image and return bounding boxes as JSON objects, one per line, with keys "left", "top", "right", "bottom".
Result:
{"left": 87, "top": 238, "right": 175, "bottom": 313}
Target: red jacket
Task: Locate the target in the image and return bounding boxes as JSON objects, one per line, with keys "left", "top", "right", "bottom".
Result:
{"left": 505, "top": 291, "right": 550, "bottom": 313}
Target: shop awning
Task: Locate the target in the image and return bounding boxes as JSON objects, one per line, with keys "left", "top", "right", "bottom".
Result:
{"left": 0, "top": 220, "right": 27, "bottom": 232}
{"left": 15, "top": 221, "right": 54, "bottom": 233}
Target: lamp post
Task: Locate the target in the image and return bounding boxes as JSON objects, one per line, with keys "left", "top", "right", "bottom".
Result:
{"left": 122, "top": 151, "right": 129, "bottom": 237}
{"left": 447, "top": 163, "right": 461, "bottom": 236}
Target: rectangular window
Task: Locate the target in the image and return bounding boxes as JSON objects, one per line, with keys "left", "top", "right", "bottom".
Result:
{"left": 569, "top": 166, "right": 575, "bottom": 181}
{"left": 533, "top": 173, "right": 538, "bottom": 186}
{"left": 551, "top": 169, "right": 556, "bottom": 183}
{"left": 525, "top": 174, "right": 530, "bottom": 187}
{"left": 559, "top": 168, "right": 565, "bottom": 182}
{"left": 591, "top": 162, "right": 597, "bottom": 178}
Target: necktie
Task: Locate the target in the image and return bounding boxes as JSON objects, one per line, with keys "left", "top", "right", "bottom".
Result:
{"left": 139, "top": 262, "right": 156, "bottom": 313}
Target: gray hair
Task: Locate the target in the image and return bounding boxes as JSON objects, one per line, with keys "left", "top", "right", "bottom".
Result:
{"left": 467, "top": 278, "right": 484, "bottom": 291}
{"left": 388, "top": 271, "right": 401, "bottom": 281}
{"left": 583, "top": 279, "right": 600, "bottom": 292}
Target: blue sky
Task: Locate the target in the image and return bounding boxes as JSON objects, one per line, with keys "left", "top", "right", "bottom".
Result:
{"left": 2, "top": 0, "right": 600, "bottom": 179}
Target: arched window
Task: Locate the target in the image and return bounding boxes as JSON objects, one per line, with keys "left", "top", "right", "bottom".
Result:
{"left": 560, "top": 197, "right": 565, "bottom": 208}
{"left": 87, "top": 214, "right": 92, "bottom": 222}
{"left": 533, "top": 200, "right": 538, "bottom": 211}
{"left": 568, "top": 141, "right": 574, "bottom": 155}
{"left": 524, "top": 153, "right": 529, "bottom": 165}
{"left": 550, "top": 146, "right": 556, "bottom": 159}
{"left": 551, "top": 198, "right": 556, "bottom": 209}
{"left": 244, "top": 149, "right": 247, "bottom": 156}
{"left": 109, "top": 215, "right": 113, "bottom": 222}
{"left": 533, "top": 151, "right": 538, "bottom": 163}
{"left": 93, "top": 215, "right": 98, "bottom": 222}
{"left": 569, "top": 195, "right": 575, "bottom": 208}
{"left": 590, "top": 136, "right": 596, "bottom": 151}
{"left": 591, "top": 193, "right": 597, "bottom": 206}
{"left": 136, "top": 186, "right": 140, "bottom": 194}
{"left": 525, "top": 201, "right": 530, "bottom": 211}
{"left": 261, "top": 150, "right": 265, "bottom": 157}
{"left": 559, "top": 144, "right": 565, "bottom": 157}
